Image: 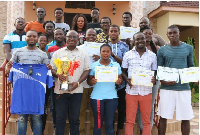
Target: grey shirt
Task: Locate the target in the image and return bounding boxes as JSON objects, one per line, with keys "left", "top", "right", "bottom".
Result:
{"left": 54, "top": 22, "right": 70, "bottom": 32}
{"left": 10, "top": 46, "right": 49, "bottom": 64}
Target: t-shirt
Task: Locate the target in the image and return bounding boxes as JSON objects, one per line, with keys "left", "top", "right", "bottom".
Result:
{"left": 157, "top": 42, "right": 194, "bottom": 91}
{"left": 9, "top": 63, "right": 53, "bottom": 114}
{"left": 89, "top": 59, "right": 122, "bottom": 100}
{"left": 54, "top": 22, "right": 70, "bottom": 33}
{"left": 2, "top": 30, "right": 27, "bottom": 54}
{"left": 47, "top": 43, "right": 67, "bottom": 58}
{"left": 78, "top": 31, "right": 86, "bottom": 45}
{"left": 88, "top": 22, "right": 102, "bottom": 34}
{"left": 10, "top": 46, "right": 49, "bottom": 64}
{"left": 25, "top": 21, "right": 45, "bottom": 34}
{"left": 45, "top": 40, "right": 57, "bottom": 51}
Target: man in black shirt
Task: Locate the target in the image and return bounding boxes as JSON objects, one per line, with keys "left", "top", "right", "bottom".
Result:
{"left": 88, "top": 7, "right": 102, "bottom": 34}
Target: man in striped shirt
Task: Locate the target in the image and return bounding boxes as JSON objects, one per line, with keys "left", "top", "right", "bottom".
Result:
{"left": 157, "top": 25, "right": 194, "bottom": 135}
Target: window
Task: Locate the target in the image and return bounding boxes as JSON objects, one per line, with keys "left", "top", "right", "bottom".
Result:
{"left": 65, "top": 1, "right": 95, "bottom": 9}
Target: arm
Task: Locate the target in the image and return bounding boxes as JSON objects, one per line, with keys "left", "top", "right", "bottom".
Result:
{"left": 87, "top": 75, "right": 97, "bottom": 86}
{"left": 116, "top": 74, "right": 122, "bottom": 85}
{"left": 111, "top": 52, "right": 123, "bottom": 65}
{"left": 122, "top": 68, "right": 132, "bottom": 88}
{"left": 187, "top": 46, "right": 194, "bottom": 67}
{"left": 3, "top": 44, "right": 12, "bottom": 61}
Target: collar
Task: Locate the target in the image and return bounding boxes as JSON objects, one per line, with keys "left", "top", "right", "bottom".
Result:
{"left": 132, "top": 46, "right": 149, "bottom": 53}
{"left": 13, "top": 30, "right": 26, "bottom": 35}
{"left": 65, "top": 46, "right": 78, "bottom": 51}
{"left": 97, "top": 58, "right": 114, "bottom": 66}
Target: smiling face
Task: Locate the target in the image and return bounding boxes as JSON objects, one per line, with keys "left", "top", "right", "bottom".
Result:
{"left": 143, "top": 29, "right": 153, "bottom": 42}
{"left": 134, "top": 33, "right": 146, "bottom": 49}
{"left": 66, "top": 30, "right": 79, "bottom": 48}
{"left": 77, "top": 17, "right": 85, "bottom": 31}
{"left": 167, "top": 28, "right": 180, "bottom": 43}
{"left": 38, "top": 36, "right": 48, "bottom": 50}
{"left": 26, "top": 31, "right": 38, "bottom": 46}
{"left": 139, "top": 17, "right": 150, "bottom": 30}
{"left": 100, "top": 46, "right": 111, "bottom": 60}
{"left": 100, "top": 18, "right": 111, "bottom": 31}
{"left": 86, "top": 29, "right": 97, "bottom": 42}
{"left": 45, "top": 22, "right": 54, "bottom": 35}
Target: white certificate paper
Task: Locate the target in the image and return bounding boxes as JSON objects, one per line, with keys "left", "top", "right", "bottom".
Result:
{"left": 95, "top": 66, "right": 118, "bottom": 82}
{"left": 179, "top": 67, "right": 199, "bottom": 84}
{"left": 131, "top": 69, "right": 154, "bottom": 87}
{"left": 120, "top": 26, "right": 138, "bottom": 40}
{"left": 85, "top": 42, "right": 103, "bottom": 56}
{"left": 157, "top": 66, "right": 179, "bottom": 83}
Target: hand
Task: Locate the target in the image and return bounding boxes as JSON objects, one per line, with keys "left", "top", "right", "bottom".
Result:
{"left": 92, "top": 55, "right": 100, "bottom": 61}
{"left": 68, "top": 82, "right": 79, "bottom": 92}
{"left": 127, "top": 78, "right": 133, "bottom": 89}
{"left": 46, "top": 64, "right": 52, "bottom": 70}
{"left": 116, "top": 78, "right": 122, "bottom": 85}
{"left": 160, "top": 80, "right": 176, "bottom": 86}
{"left": 6, "top": 61, "right": 13, "bottom": 73}
{"left": 58, "top": 74, "right": 67, "bottom": 83}
{"left": 151, "top": 76, "right": 156, "bottom": 85}
{"left": 91, "top": 78, "right": 97, "bottom": 85}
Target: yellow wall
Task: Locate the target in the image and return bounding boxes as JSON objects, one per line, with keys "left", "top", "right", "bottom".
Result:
{"left": 24, "top": 1, "right": 129, "bottom": 26}
{"left": 157, "top": 12, "right": 170, "bottom": 43}
{"left": 169, "top": 12, "right": 199, "bottom": 27}
{"left": 180, "top": 27, "right": 199, "bottom": 64}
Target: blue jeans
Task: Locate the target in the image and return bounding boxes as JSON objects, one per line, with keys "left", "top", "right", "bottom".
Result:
{"left": 55, "top": 93, "right": 83, "bottom": 135}
{"left": 137, "top": 80, "right": 159, "bottom": 129}
{"left": 17, "top": 114, "right": 42, "bottom": 135}
{"left": 91, "top": 98, "right": 118, "bottom": 135}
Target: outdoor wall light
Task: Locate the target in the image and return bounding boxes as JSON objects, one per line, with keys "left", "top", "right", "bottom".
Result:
{"left": 113, "top": 4, "right": 116, "bottom": 15}
{"left": 33, "top": 1, "right": 36, "bottom": 10}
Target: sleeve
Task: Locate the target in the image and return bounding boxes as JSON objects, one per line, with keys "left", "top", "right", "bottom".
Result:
{"left": 46, "top": 70, "right": 54, "bottom": 88}
{"left": 83, "top": 53, "right": 91, "bottom": 71}
{"left": 157, "top": 48, "right": 164, "bottom": 67}
{"left": 24, "top": 23, "right": 30, "bottom": 33}
{"left": 89, "top": 64, "right": 95, "bottom": 76}
{"left": 42, "top": 53, "right": 49, "bottom": 64}
{"left": 187, "top": 45, "right": 194, "bottom": 67}
{"left": 122, "top": 43, "right": 129, "bottom": 58}
{"left": 151, "top": 54, "right": 157, "bottom": 71}
{"left": 10, "top": 50, "right": 18, "bottom": 63}
{"left": 50, "top": 51, "right": 57, "bottom": 70}
{"left": 121, "top": 52, "right": 129, "bottom": 69}
{"left": 2, "top": 34, "right": 11, "bottom": 45}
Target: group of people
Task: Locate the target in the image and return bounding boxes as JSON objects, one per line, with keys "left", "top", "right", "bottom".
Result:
{"left": 3, "top": 6, "right": 195, "bottom": 135}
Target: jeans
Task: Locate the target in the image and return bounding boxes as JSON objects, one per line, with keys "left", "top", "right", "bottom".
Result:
{"left": 117, "top": 87, "right": 126, "bottom": 129}
{"left": 137, "top": 80, "right": 159, "bottom": 129}
{"left": 91, "top": 98, "right": 118, "bottom": 135}
{"left": 17, "top": 114, "right": 42, "bottom": 135}
{"left": 55, "top": 93, "right": 83, "bottom": 135}
{"left": 50, "top": 86, "right": 56, "bottom": 128}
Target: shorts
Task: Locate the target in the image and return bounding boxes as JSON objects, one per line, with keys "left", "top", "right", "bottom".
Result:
{"left": 157, "top": 89, "right": 194, "bottom": 120}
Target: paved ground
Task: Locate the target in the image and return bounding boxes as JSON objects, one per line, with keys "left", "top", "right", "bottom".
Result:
{"left": 166, "top": 107, "right": 199, "bottom": 135}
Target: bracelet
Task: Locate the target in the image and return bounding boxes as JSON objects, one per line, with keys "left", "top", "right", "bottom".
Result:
{"left": 77, "top": 82, "right": 80, "bottom": 87}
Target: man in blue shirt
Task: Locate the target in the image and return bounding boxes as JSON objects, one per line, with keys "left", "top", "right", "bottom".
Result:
{"left": 3, "top": 17, "right": 27, "bottom": 61}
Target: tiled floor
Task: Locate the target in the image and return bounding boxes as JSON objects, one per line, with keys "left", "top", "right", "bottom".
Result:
{"left": 166, "top": 107, "right": 199, "bottom": 135}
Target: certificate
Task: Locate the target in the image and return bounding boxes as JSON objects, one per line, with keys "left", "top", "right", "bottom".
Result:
{"left": 85, "top": 42, "right": 103, "bottom": 56}
{"left": 157, "top": 66, "right": 179, "bottom": 83}
{"left": 119, "top": 26, "right": 138, "bottom": 40}
{"left": 95, "top": 66, "right": 118, "bottom": 82}
{"left": 179, "top": 67, "right": 199, "bottom": 84}
{"left": 131, "top": 69, "right": 154, "bottom": 87}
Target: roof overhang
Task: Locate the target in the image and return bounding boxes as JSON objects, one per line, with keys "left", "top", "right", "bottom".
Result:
{"left": 148, "top": 5, "right": 199, "bottom": 18}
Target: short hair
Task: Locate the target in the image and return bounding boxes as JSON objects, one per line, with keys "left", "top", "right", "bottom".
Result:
{"left": 37, "top": 7, "right": 46, "bottom": 13}
{"left": 71, "top": 14, "right": 88, "bottom": 32}
{"left": 38, "top": 34, "right": 48, "bottom": 40}
{"left": 43, "top": 20, "right": 55, "bottom": 29}
{"left": 168, "top": 25, "right": 179, "bottom": 30}
{"left": 54, "top": 7, "right": 63, "bottom": 13}
{"left": 133, "top": 32, "right": 144, "bottom": 40}
{"left": 91, "top": 7, "right": 99, "bottom": 11}
{"left": 110, "top": 24, "right": 120, "bottom": 32}
{"left": 14, "top": 17, "right": 25, "bottom": 24}
{"left": 100, "top": 43, "right": 112, "bottom": 51}
{"left": 27, "top": 30, "right": 38, "bottom": 35}
{"left": 86, "top": 28, "right": 97, "bottom": 35}
{"left": 54, "top": 27, "right": 65, "bottom": 35}
{"left": 100, "top": 17, "right": 111, "bottom": 24}
{"left": 122, "top": 11, "right": 132, "bottom": 19}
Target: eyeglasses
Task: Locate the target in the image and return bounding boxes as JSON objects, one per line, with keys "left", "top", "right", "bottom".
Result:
{"left": 66, "top": 36, "right": 78, "bottom": 39}
{"left": 101, "top": 22, "right": 110, "bottom": 25}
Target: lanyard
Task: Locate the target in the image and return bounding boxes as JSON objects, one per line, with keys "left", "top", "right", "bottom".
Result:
{"left": 111, "top": 43, "right": 118, "bottom": 55}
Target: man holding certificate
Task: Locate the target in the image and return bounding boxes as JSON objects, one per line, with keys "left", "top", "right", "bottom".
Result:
{"left": 50, "top": 30, "right": 90, "bottom": 135}
{"left": 122, "top": 32, "right": 157, "bottom": 135}
{"left": 157, "top": 25, "right": 194, "bottom": 135}
{"left": 87, "top": 44, "right": 122, "bottom": 135}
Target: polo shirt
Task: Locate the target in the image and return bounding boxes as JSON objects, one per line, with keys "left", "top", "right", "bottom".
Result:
{"left": 89, "top": 59, "right": 122, "bottom": 100}
{"left": 2, "top": 30, "right": 27, "bottom": 54}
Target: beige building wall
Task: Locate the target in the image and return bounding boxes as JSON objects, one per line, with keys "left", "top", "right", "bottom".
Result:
{"left": 180, "top": 27, "right": 199, "bottom": 64}
{"left": 169, "top": 12, "right": 199, "bottom": 27}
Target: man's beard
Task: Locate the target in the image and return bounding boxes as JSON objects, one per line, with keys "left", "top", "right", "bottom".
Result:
{"left": 140, "top": 25, "right": 149, "bottom": 32}
{"left": 29, "top": 44, "right": 35, "bottom": 47}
